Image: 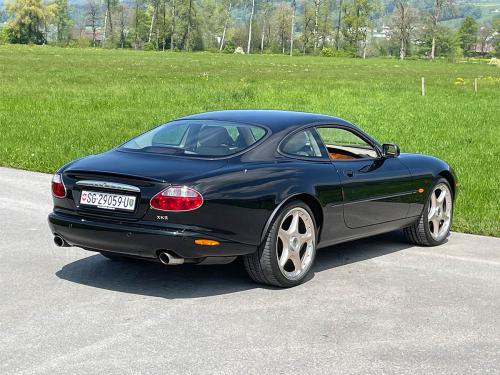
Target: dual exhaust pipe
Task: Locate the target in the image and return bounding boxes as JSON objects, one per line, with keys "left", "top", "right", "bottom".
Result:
{"left": 54, "top": 235, "right": 184, "bottom": 266}
{"left": 53, "top": 235, "right": 70, "bottom": 247}
{"left": 158, "top": 251, "right": 184, "bottom": 265}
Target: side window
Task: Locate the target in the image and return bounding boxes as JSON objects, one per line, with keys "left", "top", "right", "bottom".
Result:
{"left": 316, "top": 127, "right": 378, "bottom": 160}
{"left": 281, "top": 129, "right": 323, "bottom": 158}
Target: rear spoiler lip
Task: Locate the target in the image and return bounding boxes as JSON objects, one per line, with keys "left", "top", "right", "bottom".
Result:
{"left": 64, "top": 169, "right": 166, "bottom": 183}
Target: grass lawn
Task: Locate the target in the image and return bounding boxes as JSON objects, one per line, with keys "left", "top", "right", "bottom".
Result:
{"left": 0, "top": 45, "right": 499, "bottom": 236}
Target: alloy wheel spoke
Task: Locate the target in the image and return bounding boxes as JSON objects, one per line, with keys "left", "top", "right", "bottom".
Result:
{"left": 428, "top": 206, "right": 438, "bottom": 220}
{"left": 278, "top": 228, "right": 290, "bottom": 244}
{"left": 279, "top": 247, "right": 290, "bottom": 267}
{"left": 287, "top": 211, "right": 300, "bottom": 235}
{"left": 290, "top": 251, "right": 303, "bottom": 272}
{"left": 436, "top": 190, "right": 446, "bottom": 204}
{"left": 431, "top": 193, "right": 437, "bottom": 210}
{"left": 431, "top": 218, "right": 440, "bottom": 235}
{"left": 298, "top": 231, "right": 312, "bottom": 247}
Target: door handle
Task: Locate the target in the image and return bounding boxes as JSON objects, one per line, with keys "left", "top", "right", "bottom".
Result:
{"left": 344, "top": 170, "right": 354, "bottom": 177}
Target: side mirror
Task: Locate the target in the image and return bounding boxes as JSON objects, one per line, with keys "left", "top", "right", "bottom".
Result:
{"left": 382, "top": 143, "right": 400, "bottom": 158}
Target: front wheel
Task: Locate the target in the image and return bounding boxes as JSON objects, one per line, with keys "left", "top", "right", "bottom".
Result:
{"left": 243, "top": 201, "right": 317, "bottom": 287}
{"left": 404, "top": 178, "right": 453, "bottom": 246}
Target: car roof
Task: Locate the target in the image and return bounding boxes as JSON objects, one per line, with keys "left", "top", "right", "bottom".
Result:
{"left": 179, "top": 110, "right": 355, "bottom": 132}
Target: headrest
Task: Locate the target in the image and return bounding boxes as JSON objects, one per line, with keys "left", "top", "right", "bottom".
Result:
{"left": 198, "top": 126, "right": 232, "bottom": 148}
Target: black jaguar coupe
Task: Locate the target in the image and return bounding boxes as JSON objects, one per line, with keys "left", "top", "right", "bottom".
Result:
{"left": 48, "top": 110, "right": 456, "bottom": 287}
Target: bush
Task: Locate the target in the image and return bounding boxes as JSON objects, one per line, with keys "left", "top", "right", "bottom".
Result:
{"left": 321, "top": 47, "right": 354, "bottom": 58}
{"left": 143, "top": 42, "right": 156, "bottom": 51}
{"left": 222, "top": 44, "right": 235, "bottom": 54}
{"left": 0, "top": 28, "right": 8, "bottom": 45}
{"left": 320, "top": 47, "right": 335, "bottom": 57}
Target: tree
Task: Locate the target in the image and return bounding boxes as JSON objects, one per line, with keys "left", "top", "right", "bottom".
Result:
{"left": 319, "top": 0, "right": 334, "bottom": 51}
{"left": 5, "top": 0, "right": 46, "bottom": 44}
{"left": 494, "top": 17, "right": 500, "bottom": 57}
{"left": 272, "top": 2, "right": 292, "bottom": 54}
{"left": 259, "top": 0, "right": 273, "bottom": 53}
{"left": 313, "top": 0, "right": 321, "bottom": 52}
{"left": 419, "top": 25, "right": 463, "bottom": 61}
{"left": 86, "top": 0, "right": 100, "bottom": 47}
{"left": 392, "top": 0, "right": 415, "bottom": 60}
{"left": 300, "top": 1, "right": 315, "bottom": 53}
{"left": 117, "top": 2, "right": 128, "bottom": 48}
{"left": 335, "top": 0, "right": 342, "bottom": 50}
{"left": 477, "top": 24, "right": 493, "bottom": 56}
{"left": 219, "top": 1, "right": 232, "bottom": 51}
{"left": 290, "top": 0, "right": 296, "bottom": 56}
{"left": 103, "top": 0, "right": 119, "bottom": 45}
{"left": 458, "top": 16, "right": 478, "bottom": 56}
{"left": 247, "top": 0, "right": 256, "bottom": 53}
{"left": 342, "top": 0, "right": 376, "bottom": 57}
{"left": 428, "top": 0, "right": 455, "bottom": 60}
{"left": 48, "top": 0, "right": 71, "bottom": 43}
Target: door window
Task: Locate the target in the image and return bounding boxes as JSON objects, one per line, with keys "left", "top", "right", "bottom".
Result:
{"left": 316, "top": 127, "right": 378, "bottom": 160}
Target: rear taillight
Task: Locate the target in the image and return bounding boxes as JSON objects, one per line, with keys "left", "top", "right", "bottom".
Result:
{"left": 150, "top": 186, "right": 203, "bottom": 212}
{"left": 52, "top": 173, "right": 66, "bottom": 198}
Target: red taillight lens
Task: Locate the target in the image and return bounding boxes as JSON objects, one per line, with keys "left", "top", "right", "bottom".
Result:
{"left": 150, "top": 186, "right": 203, "bottom": 212}
{"left": 51, "top": 173, "right": 66, "bottom": 198}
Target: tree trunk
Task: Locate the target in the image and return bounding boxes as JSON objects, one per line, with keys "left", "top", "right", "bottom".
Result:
{"left": 430, "top": 35, "right": 436, "bottom": 59}
{"left": 171, "top": 0, "right": 176, "bottom": 51}
{"left": 163, "top": 0, "right": 166, "bottom": 51}
{"left": 220, "top": 2, "right": 232, "bottom": 51}
{"left": 148, "top": 4, "right": 157, "bottom": 43}
{"left": 107, "top": 0, "right": 113, "bottom": 43}
{"left": 430, "top": 4, "right": 441, "bottom": 60}
{"left": 313, "top": 0, "right": 320, "bottom": 52}
{"left": 260, "top": 17, "right": 266, "bottom": 53}
{"left": 335, "top": 0, "right": 342, "bottom": 50}
{"left": 400, "top": 36, "right": 405, "bottom": 60}
{"left": 247, "top": 0, "right": 255, "bottom": 54}
{"left": 103, "top": 9, "right": 108, "bottom": 44}
{"left": 184, "top": 0, "right": 193, "bottom": 50}
{"left": 290, "top": 1, "right": 296, "bottom": 56}
{"left": 362, "top": 35, "right": 367, "bottom": 59}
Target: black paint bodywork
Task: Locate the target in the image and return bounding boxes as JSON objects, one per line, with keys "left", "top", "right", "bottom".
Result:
{"left": 48, "top": 110, "right": 457, "bottom": 261}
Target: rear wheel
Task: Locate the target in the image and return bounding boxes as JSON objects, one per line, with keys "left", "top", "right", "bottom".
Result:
{"left": 404, "top": 178, "right": 453, "bottom": 246}
{"left": 243, "top": 201, "right": 317, "bottom": 287}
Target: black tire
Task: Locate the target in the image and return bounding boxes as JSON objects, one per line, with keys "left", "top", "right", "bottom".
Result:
{"left": 404, "top": 177, "right": 453, "bottom": 246}
{"left": 243, "top": 200, "right": 317, "bottom": 288}
{"left": 100, "top": 251, "right": 134, "bottom": 261}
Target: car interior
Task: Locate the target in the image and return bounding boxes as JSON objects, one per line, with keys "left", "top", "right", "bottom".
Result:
{"left": 126, "top": 121, "right": 265, "bottom": 157}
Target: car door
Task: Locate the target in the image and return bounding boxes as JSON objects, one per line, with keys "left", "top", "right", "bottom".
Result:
{"left": 316, "top": 126, "right": 413, "bottom": 228}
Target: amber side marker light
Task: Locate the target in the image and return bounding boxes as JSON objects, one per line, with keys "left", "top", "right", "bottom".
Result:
{"left": 418, "top": 188, "right": 425, "bottom": 193}
{"left": 195, "top": 239, "right": 220, "bottom": 246}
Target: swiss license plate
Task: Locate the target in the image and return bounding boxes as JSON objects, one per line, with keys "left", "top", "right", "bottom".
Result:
{"left": 80, "top": 190, "right": 136, "bottom": 211}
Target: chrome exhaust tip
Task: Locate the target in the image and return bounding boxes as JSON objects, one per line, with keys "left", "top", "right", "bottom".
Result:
{"left": 158, "top": 251, "right": 184, "bottom": 265}
{"left": 53, "top": 235, "right": 69, "bottom": 247}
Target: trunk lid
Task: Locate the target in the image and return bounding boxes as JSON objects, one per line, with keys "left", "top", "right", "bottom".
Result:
{"left": 63, "top": 150, "right": 227, "bottom": 221}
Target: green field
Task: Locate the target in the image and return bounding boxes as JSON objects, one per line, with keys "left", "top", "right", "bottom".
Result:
{"left": 0, "top": 45, "right": 499, "bottom": 236}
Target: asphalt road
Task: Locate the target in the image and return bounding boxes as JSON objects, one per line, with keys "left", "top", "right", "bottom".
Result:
{"left": 1, "top": 166, "right": 499, "bottom": 375}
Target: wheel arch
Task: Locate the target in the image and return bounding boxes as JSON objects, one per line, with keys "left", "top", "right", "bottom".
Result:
{"left": 438, "top": 170, "right": 457, "bottom": 200}
{"left": 260, "top": 193, "right": 324, "bottom": 244}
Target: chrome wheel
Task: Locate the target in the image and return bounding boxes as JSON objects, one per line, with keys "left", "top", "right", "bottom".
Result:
{"left": 276, "top": 207, "right": 315, "bottom": 281}
{"left": 428, "top": 182, "right": 452, "bottom": 241}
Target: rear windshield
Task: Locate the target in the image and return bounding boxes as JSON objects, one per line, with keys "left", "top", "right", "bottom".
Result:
{"left": 120, "top": 120, "right": 266, "bottom": 158}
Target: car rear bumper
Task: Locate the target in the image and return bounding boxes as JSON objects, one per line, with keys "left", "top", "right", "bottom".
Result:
{"left": 48, "top": 211, "right": 257, "bottom": 260}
